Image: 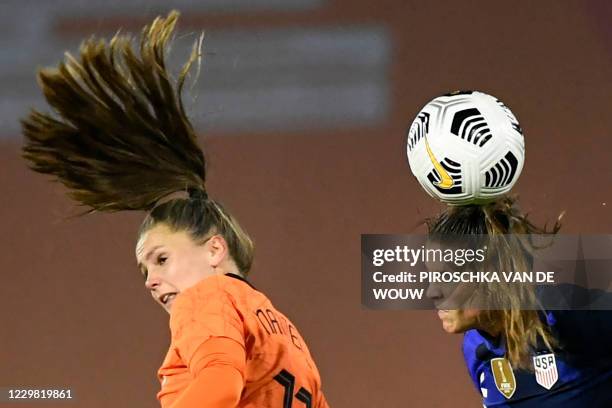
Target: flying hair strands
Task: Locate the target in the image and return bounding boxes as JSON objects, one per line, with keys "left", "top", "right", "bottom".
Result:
{"left": 21, "top": 11, "right": 206, "bottom": 213}
{"left": 427, "top": 196, "right": 563, "bottom": 369}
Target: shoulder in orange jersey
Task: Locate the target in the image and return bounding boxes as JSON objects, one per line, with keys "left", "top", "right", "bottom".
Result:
{"left": 157, "top": 273, "right": 329, "bottom": 408}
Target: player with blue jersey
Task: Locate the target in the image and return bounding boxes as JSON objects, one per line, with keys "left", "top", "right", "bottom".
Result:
{"left": 426, "top": 199, "right": 612, "bottom": 407}
{"left": 407, "top": 92, "right": 612, "bottom": 407}
{"left": 464, "top": 308, "right": 612, "bottom": 406}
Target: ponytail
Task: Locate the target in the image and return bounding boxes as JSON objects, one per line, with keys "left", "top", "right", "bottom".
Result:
{"left": 22, "top": 11, "right": 255, "bottom": 273}
{"left": 21, "top": 11, "right": 205, "bottom": 212}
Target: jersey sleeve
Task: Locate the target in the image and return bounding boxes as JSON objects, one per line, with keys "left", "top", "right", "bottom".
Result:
{"left": 549, "top": 308, "right": 612, "bottom": 358}
{"left": 541, "top": 284, "right": 612, "bottom": 358}
{"left": 169, "top": 281, "right": 246, "bottom": 373}
{"left": 168, "top": 338, "right": 246, "bottom": 408}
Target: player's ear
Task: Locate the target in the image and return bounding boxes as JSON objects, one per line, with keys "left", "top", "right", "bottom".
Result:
{"left": 206, "top": 235, "right": 229, "bottom": 267}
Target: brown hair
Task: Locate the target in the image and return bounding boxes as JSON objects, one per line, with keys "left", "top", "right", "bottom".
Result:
{"left": 427, "top": 196, "right": 563, "bottom": 370}
{"left": 21, "top": 11, "right": 254, "bottom": 273}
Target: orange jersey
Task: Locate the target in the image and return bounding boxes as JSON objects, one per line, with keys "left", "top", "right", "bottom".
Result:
{"left": 157, "top": 273, "right": 328, "bottom": 408}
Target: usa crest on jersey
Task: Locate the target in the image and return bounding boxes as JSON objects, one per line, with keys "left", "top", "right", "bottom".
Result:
{"left": 533, "top": 353, "right": 558, "bottom": 390}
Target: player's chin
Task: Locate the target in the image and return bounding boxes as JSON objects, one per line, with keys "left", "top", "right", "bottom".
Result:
{"left": 165, "top": 296, "right": 178, "bottom": 314}
{"left": 163, "top": 303, "right": 173, "bottom": 314}
{"left": 441, "top": 321, "right": 465, "bottom": 334}
{"left": 159, "top": 295, "right": 177, "bottom": 314}
{"left": 158, "top": 301, "right": 171, "bottom": 314}
{"left": 438, "top": 310, "right": 467, "bottom": 334}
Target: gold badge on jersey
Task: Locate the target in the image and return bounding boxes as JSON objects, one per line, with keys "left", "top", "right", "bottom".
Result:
{"left": 490, "top": 357, "right": 516, "bottom": 399}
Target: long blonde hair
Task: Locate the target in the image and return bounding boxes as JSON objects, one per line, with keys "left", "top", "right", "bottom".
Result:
{"left": 427, "top": 196, "right": 563, "bottom": 369}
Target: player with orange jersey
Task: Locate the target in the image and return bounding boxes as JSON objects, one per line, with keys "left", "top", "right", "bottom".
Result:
{"left": 155, "top": 270, "right": 327, "bottom": 407}
{"left": 21, "top": 11, "right": 328, "bottom": 408}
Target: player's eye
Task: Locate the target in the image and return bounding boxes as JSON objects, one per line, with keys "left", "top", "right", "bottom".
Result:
{"left": 156, "top": 254, "right": 167, "bottom": 266}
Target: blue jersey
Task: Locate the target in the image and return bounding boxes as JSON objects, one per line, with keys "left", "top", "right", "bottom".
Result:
{"left": 463, "top": 306, "right": 612, "bottom": 407}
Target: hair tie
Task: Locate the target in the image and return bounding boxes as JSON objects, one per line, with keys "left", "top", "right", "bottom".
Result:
{"left": 187, "top": 187, "right": 208, "bottom": 201}
{"left": 151, "top": 187, "right": 207, "bottom": 210}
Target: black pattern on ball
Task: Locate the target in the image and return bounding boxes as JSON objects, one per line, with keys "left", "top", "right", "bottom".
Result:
{"left": 407, "top": 112, "right": 430, "bottom": 152}
{"left": 450, "top": 108, "right": 493, "bottom": 147}
{"left": 485, "top": 151, "right": 519, "bottom": 188}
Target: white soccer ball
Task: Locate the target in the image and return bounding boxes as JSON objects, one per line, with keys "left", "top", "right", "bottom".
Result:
{"left": 406, "top": 91, "right": 525, "bottom": 205}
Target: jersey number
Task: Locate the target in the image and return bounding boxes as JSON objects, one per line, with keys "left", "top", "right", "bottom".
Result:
{"left": 274, "top": 369, "right": 312, "bottom": 408}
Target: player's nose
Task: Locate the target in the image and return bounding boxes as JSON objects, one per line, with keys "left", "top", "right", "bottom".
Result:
{"left": 145, "top": 275, "right": 161, "bottom": 291}
{"left": 426, "top": 283, "right": 443, "bottom": 300}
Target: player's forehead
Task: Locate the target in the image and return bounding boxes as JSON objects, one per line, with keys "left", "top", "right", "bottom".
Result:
{"left": 135, "top": 223, "right": 177, "bottom": 259}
